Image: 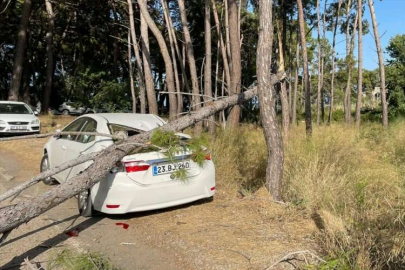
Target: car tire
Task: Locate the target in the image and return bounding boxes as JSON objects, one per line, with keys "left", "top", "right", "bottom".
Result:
{"left": 40, "top": 154, "right": 57, "bottom": 185}
{"left": 62, "top": 109, "right": 69, "bottom": 115}
{"left": 78, "top": 189, "right": 93, "bottom": 217}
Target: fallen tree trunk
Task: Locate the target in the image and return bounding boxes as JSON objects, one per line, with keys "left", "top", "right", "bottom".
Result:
{"left": 0, "top": 73, "right": 283, "bottom": 236}
{"left": 0, "top": 131, "right": 119, "bottom": 142}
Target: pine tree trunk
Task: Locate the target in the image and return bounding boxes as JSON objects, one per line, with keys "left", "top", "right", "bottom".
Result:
{"left": 257, "top": 0, "right": 283, "bottom": 201}
{"left": 161, "top": 0, "right": 190, "bottom": 102}
{"left": 159, "top": 6, "right": 182, "bottom": 115}
{"left": 141, "top": 12, "right": 158, "bottom": 115}
{"left": 344, "top": 0, "right": 353, "bottom": 124}
{"left": 368, "top": 0, "right": 388, "bottom": 127}
{"left": 128, "top": 30, "right": 137, "bottom": 113}
{"left": 177, "top": 0, "right": 202, "bottom": 133}
{"left": 138, "top": 0, "right": 177, "bottom": 119}
{"left": 292, "top": 40, "right": 299, "bottom": 126}
{"left": 205, "top": 0, "right": 215, "bottom": 134}
{"left": 8, "top": 0, "right": 32, "bottom": 101}
{"left": 42, "top": 0, "right": 55, "bottom": 113}
{"left": 226, "top": 0, "right": 242, "bottom": 127}
{"left": 316, "top": 0, "right": 322, "bottom": 125}
{"left": 328, "top": 0, "right": 342, "bottom": 124}
{"left": 211, "top": 0, "right": 231, "bottom": 89}
{"left": 297, "top": 0, "right": 312, "bottom": 135}
{"left": 276, "top": 19, "right": 290, "bottom": 134}
{"left": 127, "top": 0, "right": 147, "bottom": 114}
{"left": 355, "top": 0, "right": 363, "bottom": 128}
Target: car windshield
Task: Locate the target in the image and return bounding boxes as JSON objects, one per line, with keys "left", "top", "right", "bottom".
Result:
{"left": 0, "top": 104, "right": 32, "bottom": 114}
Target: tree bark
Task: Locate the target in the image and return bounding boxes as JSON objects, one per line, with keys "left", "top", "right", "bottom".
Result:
{"left": 141, "top": 11, "right": 158, "bottom": 115}
{"left": 205, "top": 0, "right": 215, "bottom": 134}
{"left": 355, "top": 0, "right": 363, "bottom": 128}
{"left": 42, "top": 0, "right": 55, "bottom": 113}
{"left": 316, "top": 0, "right": 322, "bottom": 125}
{"left": 127, "top": 0, "right": 147, "bottom": 114}
{"left": 160, "top": 1, "right": 182, "bottom": 115}
{"left": 368, "top": 0, "right": 388, "bottom": 128}
{"left": 297, "top": 0, "right": 312, "bottom": 135}
{"left": 8, "top": 0, "right": 32, "bottom": 101}
{"left": 128, "top": 30, "right": 137, "bottom": 113}
{"left": 328, "top": 0, "right": 342, "bottom": 124}
{"left": 138, "top": 0, "right": 177, "bottom": 119}
{"left": 257, "top": 0, "right": 284, "bottom": 201}
{"left": 320, "top": 0, "right": 328, "bottom": 122}
{"left": 0, "top": 75, "right": 284, "bottom": 235}
{"left": 292, "top": 40, "right": 299, "bottom": 126}
{"left": 177, "top": 0, "right": 202, "bottom": 134}
{"left": 211, "top": 0, "right": 231, "bottom": 89}
{"left": 276, "top": 19, "right": 290, "bottom": 134}
{"left": 226, "top": 0, "right": 242, "bottom": 127}
{"left": 344, "top": 0, "right": 353, "bottom": 124}
{"left": 161, "top": 0, "right": 190, "bottom": 108}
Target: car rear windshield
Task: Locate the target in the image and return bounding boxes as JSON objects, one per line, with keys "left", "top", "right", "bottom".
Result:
{"left": 0, "top": 104, "right": 32, "bottom": 114}
{"left": 108, "top": 124, "right": 142, "bottom": 137}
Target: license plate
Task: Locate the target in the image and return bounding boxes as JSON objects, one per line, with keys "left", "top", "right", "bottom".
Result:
{"left": 153, "top": 161, "right": 191, "bottom": 176}
{"left": 10, "top": 126, "right": 27, "bottom": 130}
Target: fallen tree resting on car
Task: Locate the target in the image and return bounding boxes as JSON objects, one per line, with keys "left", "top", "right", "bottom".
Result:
{"left": 0, "top": 131, "right": 120, "bottom": 142}
{"left": 0, "top": 73, "right": 283, "bottom": 242}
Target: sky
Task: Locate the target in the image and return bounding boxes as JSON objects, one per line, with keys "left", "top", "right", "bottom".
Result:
{"left": 321, "top": 0, "right": 405, "bottom": 70}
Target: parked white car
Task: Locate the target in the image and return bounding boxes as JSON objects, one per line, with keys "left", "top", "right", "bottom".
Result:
{"left": 41, "top": 113, "right": 215, "bottom": 217}
{"left": 0, "top": 101, "right": 41, "bottom": 134}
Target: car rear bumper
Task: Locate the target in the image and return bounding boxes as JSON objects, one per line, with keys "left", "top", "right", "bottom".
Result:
{"left": 91, "top": 162, "right": 215, "bottom": 214}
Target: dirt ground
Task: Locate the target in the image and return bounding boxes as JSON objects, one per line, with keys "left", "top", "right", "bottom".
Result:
{"left": 0, "top": 116, "right": 319, "bottom": 269}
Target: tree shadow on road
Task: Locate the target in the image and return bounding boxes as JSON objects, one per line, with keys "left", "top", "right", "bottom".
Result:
{"left": 1, "top": 215, "right": 103, "bottom": 269}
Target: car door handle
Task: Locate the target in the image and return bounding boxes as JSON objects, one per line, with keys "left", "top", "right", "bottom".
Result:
{"left": 61, "top": 146, "right": 67, "bottom": 150}
{"left": 80, "top": 150, "right": 86, "bottom": 155}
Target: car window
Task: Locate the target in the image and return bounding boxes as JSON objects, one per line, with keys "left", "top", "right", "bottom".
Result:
{"left": 0, "top": 103, "right": 32, "bottom": 114}
{"left": 76, "top": 119, "right": 97, "bottom": 144}
{"left": 61, "top": 118, "right": 87, "bottom": 140}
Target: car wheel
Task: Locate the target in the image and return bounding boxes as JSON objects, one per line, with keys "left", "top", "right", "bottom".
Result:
{"left": 78, "top": 189, "right": 93, "bottom": 217}
{"left": 62, "top": 109, "right": 69, "bottom": 115}
{"left": 40, "top": 154, "right": 57, "bottom": 185}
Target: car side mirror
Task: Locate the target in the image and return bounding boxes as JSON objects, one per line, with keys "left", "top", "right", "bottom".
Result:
{"left": 34, "top": 111, "right": 39, "bottom": 116}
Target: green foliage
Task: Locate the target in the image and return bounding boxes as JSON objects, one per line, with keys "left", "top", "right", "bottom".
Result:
{"left": 150, "top": 130, "right": 209, "bottom": 181}
{"left": 48, "top": 249, "right": 119, "bottom": 270}
{"left": 386, "top": 35, "right": 405, "bottom": 117}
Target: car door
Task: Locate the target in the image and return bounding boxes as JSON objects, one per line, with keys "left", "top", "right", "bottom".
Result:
{"left": 63, "top": 118, "right": 99, "bottom": 182}
{"left": 50, "top": 118, "right": 87, "bottom": 182}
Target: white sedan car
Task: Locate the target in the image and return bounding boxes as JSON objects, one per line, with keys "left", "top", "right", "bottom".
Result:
{"left": 41, "top": 113, "right": 215, "bottom": 217}
{"left": 0, "top": 101, "right": 41, "bottom": 134}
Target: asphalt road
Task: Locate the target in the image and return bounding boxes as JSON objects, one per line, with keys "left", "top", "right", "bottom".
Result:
{"left": 0, "top": 148, "right": 185, "bottom": 270}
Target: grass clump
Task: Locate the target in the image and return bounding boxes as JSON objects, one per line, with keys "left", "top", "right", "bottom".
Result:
{"left": 48, "top": 249, "right": 119, "bottom": 270}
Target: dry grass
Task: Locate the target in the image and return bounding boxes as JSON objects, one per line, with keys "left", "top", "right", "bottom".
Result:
{"left": 284, "top": 122, "right": 405, "bottom": 269}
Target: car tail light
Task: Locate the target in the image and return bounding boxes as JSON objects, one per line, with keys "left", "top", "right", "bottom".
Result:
{"left": 106, "top": 204, "right": 120, "bottom": 208}
{"left": 211, "top": 186, "right": 215, "bottom": 191}
{"left": 205, "top": 153, "right": 211, "bottom": 160}
{"left": 124, "top": 161, "right": 150, "bottom": 173}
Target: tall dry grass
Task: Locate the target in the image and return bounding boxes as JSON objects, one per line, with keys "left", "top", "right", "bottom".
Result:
{"left": 210, "top": 121, "right": 405, "bottom": 269}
